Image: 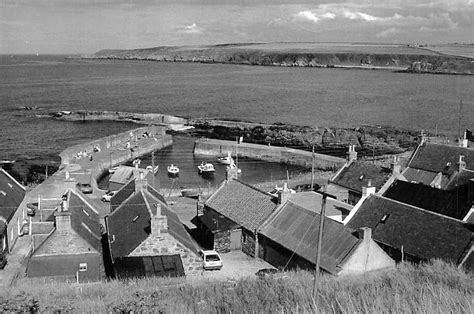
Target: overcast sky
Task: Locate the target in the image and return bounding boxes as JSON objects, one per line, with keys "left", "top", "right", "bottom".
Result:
{"left": 1, "top": 0, "right": 473, "bottom": 54}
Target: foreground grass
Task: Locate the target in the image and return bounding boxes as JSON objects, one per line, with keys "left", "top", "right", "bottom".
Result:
{"left": 2, "top": 260, "right": 472, "bottom": 313}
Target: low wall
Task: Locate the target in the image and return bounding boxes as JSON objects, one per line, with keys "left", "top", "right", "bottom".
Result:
{"left": 194, "top": 139, "right": 345, "bottom": 170}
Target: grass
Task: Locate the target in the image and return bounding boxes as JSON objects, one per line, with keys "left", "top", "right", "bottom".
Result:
{"left": 1, "top": 260, "right": 472, "bottom": 313}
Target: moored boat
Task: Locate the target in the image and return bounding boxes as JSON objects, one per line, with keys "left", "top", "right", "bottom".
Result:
{"left": 167, "top": 164, "right": 180, "bottom": 176}
{"left": 146, "top": 165, "right": 159, "bottom": 174}
{"left": 197, "top": 162, "right": 215, "bottom": 174}
{"left": 180, "top": 188, "right": 200, "bottom": 199}
{"left": 217, "top": 152, "right": 233, "bottom": 165}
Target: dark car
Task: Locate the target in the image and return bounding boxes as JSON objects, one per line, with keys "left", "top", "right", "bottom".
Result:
{"left": 77, "top": 183, "right": 93, "bottom": 194}
{"left": 255, "top": 268, "right": 286, "bottom": 279}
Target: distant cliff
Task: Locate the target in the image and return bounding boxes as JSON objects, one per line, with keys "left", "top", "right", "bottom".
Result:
{"left": 87, "top": 43, "right": 474, "bottom": 74}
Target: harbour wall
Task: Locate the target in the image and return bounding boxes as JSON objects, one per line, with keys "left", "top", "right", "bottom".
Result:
{"left": 56, "top": 111, "right": 188, "bottom": 125}
{"left": 59, "top": 125, "right": 172, "bottom": 183}
{"left": 194, "top": 139, "right": 346, "bottom": 170}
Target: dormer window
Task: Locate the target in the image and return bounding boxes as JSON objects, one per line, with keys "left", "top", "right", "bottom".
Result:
{"left": 7, "top": 183, "right": 12, "bottom": 189}
{"left": 380, "top": 214, "right": 390, "bottom": 223}
{"left": 359, "top": 175, "right": 364, "bottom": 180}
{"left": 132, "top": 215, "right": 140, "bottom": 222}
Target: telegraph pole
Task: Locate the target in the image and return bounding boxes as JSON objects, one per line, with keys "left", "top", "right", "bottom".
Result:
{"left": 311, "top": 145, "right": 315, "bottom": 191}
{"left": 312, "top": 185, "right": 328, "bottom": 303}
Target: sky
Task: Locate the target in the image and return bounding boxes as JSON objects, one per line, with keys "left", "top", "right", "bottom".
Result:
{"left": 1, "top": 0, "right": 473, "bottom": 54}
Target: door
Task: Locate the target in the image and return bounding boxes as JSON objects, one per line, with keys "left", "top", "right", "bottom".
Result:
{"left": 229, "top": 228, "right": 242, "bottom": 251}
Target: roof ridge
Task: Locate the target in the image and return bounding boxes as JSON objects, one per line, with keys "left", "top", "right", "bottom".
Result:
{"left": 68, "top": 188, "right": 99, "bottom": 215}
{"left": 233, "top": 178, "right": 273, "bottom": 197}
{"left": 0, "top": 168, "right": 25, "bottom": 191}
{"left": 377, "top": 195, "right": 467, "bottom": 223}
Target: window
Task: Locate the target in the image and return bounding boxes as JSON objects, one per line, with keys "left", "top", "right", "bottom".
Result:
{"left": 242, "top": 233, "right": 247, "bottom": 243}
{"left": 79, "top": 263, "right": 87, "bottom": 272}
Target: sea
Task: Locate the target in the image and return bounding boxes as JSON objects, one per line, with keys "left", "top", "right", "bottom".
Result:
{"left": 1, "top": 55, "right": 473, "bottom": 187}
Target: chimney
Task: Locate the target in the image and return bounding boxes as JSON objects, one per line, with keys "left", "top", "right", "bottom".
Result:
{"left": 347, "top": 145, "right": 357, "bottom": 162}
{"left": 358, "top": 227, "right": 372, "bottom": 242}
{"left": 151, "top": 204, "right": 168, "bottom": 235}
{"left": 362, "top": 180, "right": 376, "bottom": 197}
{"left": 278, "top": 183, "right": 291, "bottom": 204}
{"left": 458, "top": 155, "right": 466, "bottom": 172}
{"left": 55, "top": 195, "right": 71, "bottom": 231}
{"left": 460, "top": 131, "right": 468, "bottom": 148}
{"left": 135, "top": 171, "right": 147, "bottom": 193}
{"left": 391, "top": 155, "right": 401, "bottom": 176}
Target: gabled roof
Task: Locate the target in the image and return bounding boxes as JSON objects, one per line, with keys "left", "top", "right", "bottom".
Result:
{"left": 331, "top": 161, "right": 391, "bottom": 193}
{"left": 107, "top": 184, "right": 198, "bottom": 259}
{"left": 0, "top": 168, "right": 26, "bottom": 223}
{"left": 260, "top": 201, "right": 360, "bottom": 274}
{"left": 204, "top": 179, "right": 278, "bottom": 231}
{"left": 346, "top": 195, "right": 473, "bottom": 264}
{"left": 383, "top": 180, "right": 473, "bottom": 220}
{"left": 288, "top": 191, "right": 353, "bottom": 218}
{"left": 445, "top": 171, "right": 474, "bottom": 190}
{"left": 408, "top": 143, "right": 474, "bottom": 175}
{"left": 110, "top": 179, "right": 135, "bottom": 213}
{"left": 402, "top": 167, "right": 443, "bottom": 186}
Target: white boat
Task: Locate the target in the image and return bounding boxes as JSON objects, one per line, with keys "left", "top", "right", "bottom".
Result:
{"left": 146, "top": 165, "right": 159, "bottom": 174}
{"left": 217, "top": 152, "right": 233, "bottom": 165}
{"left": 167, "top": 164, "right": 180, "bottom": 176}
{"left": 268, "top": 184, "right": 296, "bottom": 197}
{"left": 197, "top": 162, "right": 215, "bottom": 174}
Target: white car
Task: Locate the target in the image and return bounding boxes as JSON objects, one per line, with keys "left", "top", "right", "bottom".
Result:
{"left": 200, "top": 250, "right": 223, "bottom": 270}
{"left": 101, "top": 190, "right": 117, "bottom": 202}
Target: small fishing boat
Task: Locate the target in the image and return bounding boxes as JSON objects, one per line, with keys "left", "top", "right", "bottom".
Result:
{"left": 146, "top": 165, "right": 159, "bottom": 174}
{"left": 217, "top": 152, "right": 233, "bottom": 165}
{"left": 167, "top": 164, "right": 180, "bottom": 176}
{"left": 180, "top": 188, "right": 200, "bottom": 199}
{"left": 0, "top": 160, "right": 16, "bottom": 165}
{"left": 197, "top": 162, "right": 215, "bottom": 174}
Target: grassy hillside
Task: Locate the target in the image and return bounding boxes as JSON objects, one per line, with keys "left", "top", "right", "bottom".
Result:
{"left": 2, "top": 260, "right": 472, "bottom": 312}
{"left": 89, "top": 42, "right": 474, "bottom": 74}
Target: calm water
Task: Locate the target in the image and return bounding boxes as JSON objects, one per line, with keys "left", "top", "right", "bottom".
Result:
{"left": 130, "top": 135, "right": 308, "bottom": 189}
{"left": 1, "top": 55, "right": 473, "bottom": 166}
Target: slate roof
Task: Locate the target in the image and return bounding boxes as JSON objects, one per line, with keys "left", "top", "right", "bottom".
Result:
{"left": 331, "top": 161, "right": 391, "bottom": 193}
{"left": 109, "top": 166, "right": 135, "bottom": 185}
{"left": 67, "top": 191, "right": 102, "bottom": 252}
{"left": 32, "top": 190, "right": 102, "bottom": 256}
{"left": 445, "top": 171, "right": 474, "bottom": 190}
{"left": 288, "top": 192, "right": 353, "bottom": 219}
{"left": 0, "top": 168, "right": 26, "bottom": 223}
{"left": 383, "top": 180, "right": 473, "bottom": 220}
{"left": 346, "top": 195, "right": 473, "bottom": 264}
{"left": 110, "top": 179, "right": 135, "bottom": 213}
{"left": 204, "top": 179, "right": 278, "bottom": 231}
{"left": 402, "top": 168, "right": 442, "bottom": 186}
{"left": 107, "top": 185, "right": 199, "bottom": 259}
{"left": 260, "top": 201, "right": 360, "bottom": 274}
{"left": 408, "top": 143, "right": 474, "bottom": 175}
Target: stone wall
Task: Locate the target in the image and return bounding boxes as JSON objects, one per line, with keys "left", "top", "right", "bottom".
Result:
{"left": 241, "top": 229, "right": 256, "bottom": 257}
{"left": 213, "top": 231, "right": 231, "bottom": 253}
{"left": 194, "top": 139, "right": 345, "bottom": 171}
{"left": 129, "top": 233, "right": 202, "bottom": 277}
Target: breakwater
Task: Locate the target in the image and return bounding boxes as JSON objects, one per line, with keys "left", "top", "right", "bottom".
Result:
{"left": 51, "top": 110, "right": 188, "bottom": 126}
{"left": 194, "top": 138, "right": 345, "bottom": 171}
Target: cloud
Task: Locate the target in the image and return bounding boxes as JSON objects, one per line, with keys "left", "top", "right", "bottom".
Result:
{"left": 296, "top": 10, "right": 320, "bottom": 23}
{"left": 180, "top": 23, "right": 201, "bottom": 34}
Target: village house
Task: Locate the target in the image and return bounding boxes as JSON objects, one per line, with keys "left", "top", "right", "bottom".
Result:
{"left": 343, "top": 194, "right": 473, "bottom": 271}
{"left": 0, "top": 168, "right": 27, "bottom": 268}
{"left": 401, "top": 141, "right": 474, "bottom": 190}
{"left": 383, "top": 179, "right": 474, "bottom": 223}
{"left": 327, "top": 145, "right": 397, "bottom": 205}
{"left": 27, "top": 189, "right": 104, "bottom": 282}
{"left": 258, "top": 200, "right": 395, "bottom": 275}
{"left": 196, "top": 177, "right": 279, "bottom": 256}
{"left": 106, "top": 172, "right": 202, "bottom": 278}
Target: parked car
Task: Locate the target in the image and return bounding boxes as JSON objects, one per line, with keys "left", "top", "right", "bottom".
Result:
{"left": 77, "top": 183, "right": 93, "bottom": 194}
{"left": 199, "top": 250, "right": 223, "bottom": 270}
{"left": 101, "top": 190, "right": 117, "bottom": 202}
{"left": 27, "top": 202, "right": 38, "bottom": 216}
{"left": 20, "top": 219, "right": 29, "bottom": 236}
